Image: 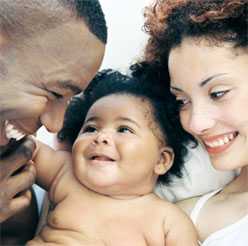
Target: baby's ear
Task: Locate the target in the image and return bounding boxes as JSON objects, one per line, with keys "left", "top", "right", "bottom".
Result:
{"left": 154, "top": 147, "right": 174, "bottom": 175}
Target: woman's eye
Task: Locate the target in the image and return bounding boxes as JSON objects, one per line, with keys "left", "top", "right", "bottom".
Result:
{"left": 210, "top": 90, "right": 229, "bottom": 100}
{"left": 117, "top": 126, "right": 134, "bottom": 134}
{"left": 82, "top": 126, "right": 97, "bottom": 133}
{"left": 176, "top": 98, "right": 190, "bottom": 110}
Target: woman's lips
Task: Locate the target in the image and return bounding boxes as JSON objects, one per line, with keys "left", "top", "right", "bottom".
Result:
{"left": 202, "top": 132, "right": 238, "bottom": 155}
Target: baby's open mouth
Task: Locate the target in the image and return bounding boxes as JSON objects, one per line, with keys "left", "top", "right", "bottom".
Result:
{"left": 91, "top": 155, "right": 115, "bottom": 161}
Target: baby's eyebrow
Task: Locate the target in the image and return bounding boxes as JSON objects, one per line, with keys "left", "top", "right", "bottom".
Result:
{"left": 117, "top": 117, "right": 141, "bottom": 128}
{"left": 84, "top": 116, "right": 99, "bottom": 123}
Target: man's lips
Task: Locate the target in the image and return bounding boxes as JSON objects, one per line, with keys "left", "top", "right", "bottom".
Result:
{"left": 4, "top": 120, "right": 26, "bottom": 141}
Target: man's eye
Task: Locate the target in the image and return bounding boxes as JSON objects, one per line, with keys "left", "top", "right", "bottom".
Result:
{"left": 82, "top": 126, "right": 97, "bottom": 133}
{"left": 210, "top": 90, "right": 229, "bottom": 100}
{"left": 117, "top": 126, "right": 134, "bottom": 134}
{"left": 51, "top": 91, "right": 63, "bottom": 99}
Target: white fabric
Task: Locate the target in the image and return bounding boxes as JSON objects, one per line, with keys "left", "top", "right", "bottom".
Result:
{"left": 33, "top": 184, "right": 45, "bottom": 215}
{"left": 190, "top": 189, "right": 248, "bottom": 246}
{"left": 190, "top": 189, "right": 221, "bottom": 225}
{"left": 155, "top": 145, "right": 237, "bottom": 202}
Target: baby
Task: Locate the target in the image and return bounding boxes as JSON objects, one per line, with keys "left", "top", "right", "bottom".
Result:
{"left": 27, "top": 69, "right": 198, "bottom": 245}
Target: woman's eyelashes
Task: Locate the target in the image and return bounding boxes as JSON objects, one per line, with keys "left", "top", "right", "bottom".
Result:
{"left": 209, "top": 89, "right": 230, "bottom": 100}
{"left": 174, "top": 88, "right": 231, "bottom": 110}
{"left": 175, "top": 96, "right": 191, "bottom": 110}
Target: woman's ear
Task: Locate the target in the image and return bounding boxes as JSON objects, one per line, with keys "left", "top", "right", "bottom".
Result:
{"left": 154, "top": 147, "right": 174, "bottom": 175}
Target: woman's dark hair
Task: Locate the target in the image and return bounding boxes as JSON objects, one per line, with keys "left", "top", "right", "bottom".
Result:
{"left": 141, "top": 0, "right": 247, "bottom": 143}
{"left": 58, "top": 64, "right": 195, "bottom": 184}
{"left": 144, "top": 0, "right": 248, "bottom": 65}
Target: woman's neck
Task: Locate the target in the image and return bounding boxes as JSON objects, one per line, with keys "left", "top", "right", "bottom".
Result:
{"left": 224, "top": 166, "right": 248, "bottom": 193}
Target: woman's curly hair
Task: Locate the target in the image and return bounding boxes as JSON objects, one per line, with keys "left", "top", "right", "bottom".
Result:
{"left": 144, "top": 0, "right": 248, "bottom": 64}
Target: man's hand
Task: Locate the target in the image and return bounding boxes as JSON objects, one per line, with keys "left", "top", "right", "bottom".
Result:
{"left": 0, "top": 138, "right": 36, "bottom": 223}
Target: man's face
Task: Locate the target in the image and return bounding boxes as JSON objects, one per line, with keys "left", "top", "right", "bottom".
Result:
{"left": 0, "top": 20, "right": 105, "bottom": 145}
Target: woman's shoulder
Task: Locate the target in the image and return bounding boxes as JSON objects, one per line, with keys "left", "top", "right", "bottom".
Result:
{"left": 176, "top": 196, "right": 201, "bottom": 216}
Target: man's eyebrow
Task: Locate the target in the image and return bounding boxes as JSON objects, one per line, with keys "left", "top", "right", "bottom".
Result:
{"left": 57, "top": 80, "right": 82, "bottom": 94}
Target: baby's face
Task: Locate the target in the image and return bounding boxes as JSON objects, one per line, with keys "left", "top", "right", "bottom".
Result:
{"left": 72, "top": 94, "right": 171, "bottom": 198}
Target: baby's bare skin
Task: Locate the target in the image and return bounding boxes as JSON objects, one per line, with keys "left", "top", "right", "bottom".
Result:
{"left": 27, "top": 150, "right": 197, "bottom": 246}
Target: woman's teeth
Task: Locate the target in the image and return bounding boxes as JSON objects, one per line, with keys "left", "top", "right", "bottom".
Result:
{"left": 204, "top": 133, "right": 236, "bottom": 148}
{"left": 5, "top": 120, "right": 26, "bottom": 141}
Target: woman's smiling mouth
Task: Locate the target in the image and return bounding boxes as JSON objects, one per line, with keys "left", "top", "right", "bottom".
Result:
{"left": 202, "top": 131, "right": 238, "bottom": 154}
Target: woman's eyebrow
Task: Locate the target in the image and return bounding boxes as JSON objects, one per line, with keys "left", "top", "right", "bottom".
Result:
{"left": 199, "top": 73, "right": 227, "bottom": 87}
{"left": 170, "top": 73, "right": 228, "bottom": 91}
{"left": 170, "top": 86, "right": 182, "bottom": 92}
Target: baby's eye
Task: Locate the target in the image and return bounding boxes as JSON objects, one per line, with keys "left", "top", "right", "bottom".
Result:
{"left": 82, "top": 125, "right": 97, "bottom": 133}
{"left": 117, "top": 126, "right": 134, "bottom": 134}
{"left": 210, "top": 90, "right": 230, "bottom": 100}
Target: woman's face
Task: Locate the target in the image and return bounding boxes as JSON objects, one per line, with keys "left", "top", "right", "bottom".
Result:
{"left": 168, "top": 38, "right": 248, "bottom": 171}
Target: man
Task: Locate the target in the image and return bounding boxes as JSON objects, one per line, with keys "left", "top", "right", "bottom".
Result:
{"left": 0, "top": 0, "right": 107, "bottom": 244}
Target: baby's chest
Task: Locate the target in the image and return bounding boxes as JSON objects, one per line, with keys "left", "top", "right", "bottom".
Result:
{"left": 48, "top": 201, "right": 165, "bottom": 245}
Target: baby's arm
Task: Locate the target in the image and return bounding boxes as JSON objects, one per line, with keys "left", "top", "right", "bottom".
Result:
{"left": 164, "top": 204, "right": 198, "bottom": 245}
{"left": 31, "top": 139, "right": 69, "bottom": 191}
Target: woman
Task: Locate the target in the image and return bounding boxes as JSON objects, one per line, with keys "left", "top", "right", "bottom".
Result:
{"left": 143, "top": 0, "right": 248, "bottom": 244}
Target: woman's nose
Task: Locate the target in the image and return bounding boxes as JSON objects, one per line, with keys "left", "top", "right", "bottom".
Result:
{"left": 187, "top": 106, "right": 216, "bottom": 135}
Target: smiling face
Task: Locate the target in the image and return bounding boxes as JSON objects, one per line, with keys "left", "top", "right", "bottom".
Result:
{"left": 72, "top": 94, "right": 173, "bottom": 198}
{"left": 169, "top": 38, "right": 248, "bottom": 171}
{"left": 0, "top": 19, "right": 105, "bottom": 145}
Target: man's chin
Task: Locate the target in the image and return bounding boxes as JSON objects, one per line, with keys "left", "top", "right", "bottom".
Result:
{"left": 0, "top": 138, "right": 26, "bottom": 157}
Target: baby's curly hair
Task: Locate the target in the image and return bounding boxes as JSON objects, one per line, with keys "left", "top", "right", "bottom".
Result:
{"left": 144, "top": 0, "right": 248, "bottom": 64}
{"left": 58, "top": 65, "right": 195, "bottom": 184}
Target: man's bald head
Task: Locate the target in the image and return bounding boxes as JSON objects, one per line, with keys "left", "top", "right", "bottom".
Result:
{"left": 0, "top": 0, "right": 106, "bottom": 146}
{"left": 0, "top": 0, "right": 107, "bottom": 45}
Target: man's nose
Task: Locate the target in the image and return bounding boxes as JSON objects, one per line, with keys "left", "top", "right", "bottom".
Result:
{"left": 40, "top": 99, "right": 68, "bottom": 133}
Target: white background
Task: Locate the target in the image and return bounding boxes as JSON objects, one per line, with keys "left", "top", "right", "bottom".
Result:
{"left": 38, "top": 0, "right": 152, "bottom": 143}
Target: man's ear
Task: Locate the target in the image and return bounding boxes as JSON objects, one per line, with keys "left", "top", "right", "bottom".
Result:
{"left": 154, "top": 147, "right": 174, "bottom": 175}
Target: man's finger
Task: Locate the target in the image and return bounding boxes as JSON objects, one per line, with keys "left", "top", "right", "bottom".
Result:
{"left": 0, "top": 138, "right": 36, "bottom": 179}
{"left": 0, "top": 191, "right": 32, "bottom": 223}
{"left": 7, "top": 165, "right": 36, "bottom": 198}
